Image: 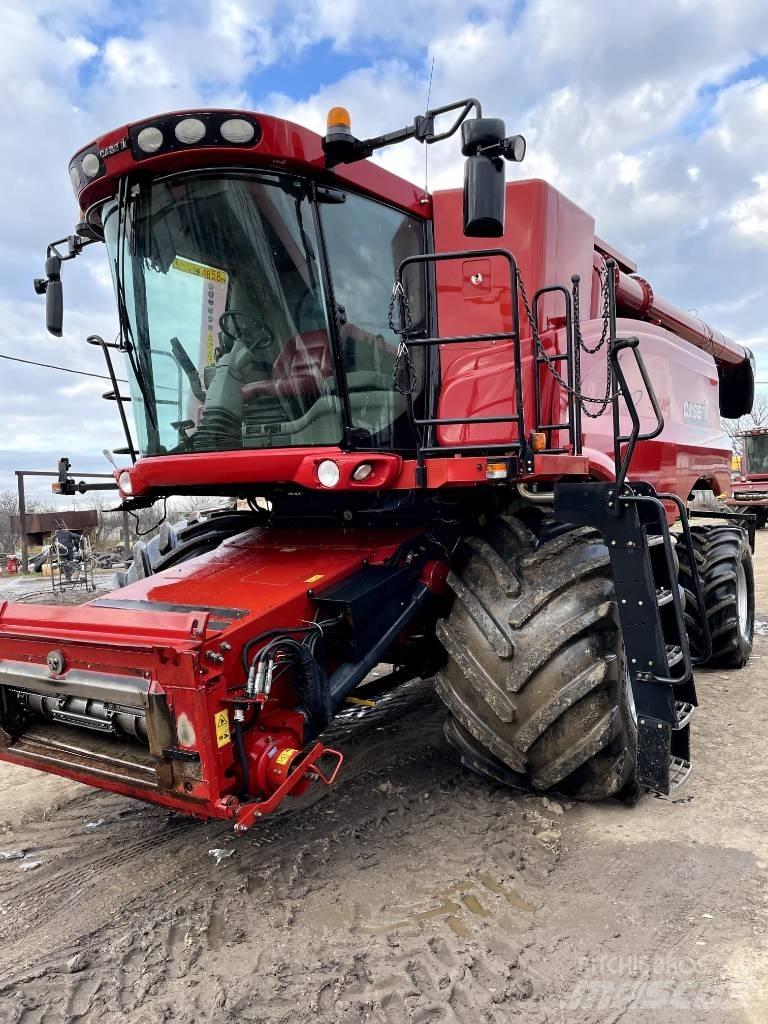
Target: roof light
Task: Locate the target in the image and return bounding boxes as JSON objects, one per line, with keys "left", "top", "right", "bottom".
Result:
{"left": 175, "top": 117, "right": 206, "bottom": 144}
{"left": 81, "top": 153, "right": 101, "bottom": 178}
{"left": 530, "top": 431, "right": 547, "bottom": 452}
{"left": 69, "top": 165, "right": 80, "bottom": 191}
{"left": 327, "top": 106, "right": 351, "bottom": 130}
{"left": 220, "top": 118, "right": 255, "bottom": 143}
{"left": 117, "top": 470, "right": 133, "bottom": 495}
{"left": 317, "top": 460, "right": 340, "bottom": 488}
{"left": 137, "top": 126, "right": 163, "bottom": 153}
{"left": 352, "top": 463, "right": 373, "bottom": 481}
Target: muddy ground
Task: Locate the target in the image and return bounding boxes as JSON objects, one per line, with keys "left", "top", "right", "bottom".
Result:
{"left": 0, "top": 549, "right": 766, "bottom": 1024}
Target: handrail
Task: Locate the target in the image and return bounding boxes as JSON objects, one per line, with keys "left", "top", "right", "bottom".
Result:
{"left": 395, "top": 248, "right": 526, "bottom": 485}
{"left": 532, "top": 284, "right": 579, "bottom": 454}
{"left": 86, "top": 334, "right": 137, "bottom": 463}
{"left": 610, "top": 336, "right": 664, "bottom": 504}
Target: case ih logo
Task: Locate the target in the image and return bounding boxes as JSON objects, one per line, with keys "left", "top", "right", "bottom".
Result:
{"left": 98, "top": 138, "right": 128, "bottom": 159}
{"left": 683, "top": 400, "right": 708, "bottom": 424}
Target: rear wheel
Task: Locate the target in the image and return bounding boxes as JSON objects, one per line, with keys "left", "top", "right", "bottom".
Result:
{"left": 435, "top": 517, "right": 637, "bottom": 799}
{"left": 678, "top": 525, "right": 754, "bottom": 667}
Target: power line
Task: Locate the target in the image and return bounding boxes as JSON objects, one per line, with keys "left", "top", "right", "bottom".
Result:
{"left": 0, "top": 351, "right": 129, "bottom": 384}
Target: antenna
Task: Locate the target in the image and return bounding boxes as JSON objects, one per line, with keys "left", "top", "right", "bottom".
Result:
{"left": 424, "top": 57, "right": 435, "bottom": 195}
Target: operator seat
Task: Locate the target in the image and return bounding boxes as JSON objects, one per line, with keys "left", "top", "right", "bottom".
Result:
{"left": 241, "top": 330, "right": 332, "bottom": 412}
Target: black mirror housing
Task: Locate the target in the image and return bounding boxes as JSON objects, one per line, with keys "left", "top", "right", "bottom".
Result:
{"left": 44, "top": 255, "right": 63, "bottom": 337}
{"left": 463, "top": 154, "right": 506, "bottom": 237}
{"left": 461, "top": 118, "right": 508, "bottom": 238}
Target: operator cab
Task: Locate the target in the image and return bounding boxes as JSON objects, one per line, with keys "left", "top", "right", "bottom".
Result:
{"left": 98, "top": 171, "right": 427, "bottom": 456}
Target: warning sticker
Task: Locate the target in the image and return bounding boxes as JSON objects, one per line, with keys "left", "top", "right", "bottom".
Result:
{"left": 214, "top": 710, "right": 231, "bottom": 748}
{"left": 171, "top": 256, "right": 229, "bottom": 367}
{"left": 304, "top": 574, "right": 324, "bottom": 584}
{"left": 275, "top": 747, "right": 298, "bottom": 766}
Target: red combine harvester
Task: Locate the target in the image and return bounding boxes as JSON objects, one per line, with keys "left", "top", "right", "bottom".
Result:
{"left": 4, "top": 99, "right": 756, "bottom": 829}
{"left": 728, "top": 428, "right": 768, "bottom": 528}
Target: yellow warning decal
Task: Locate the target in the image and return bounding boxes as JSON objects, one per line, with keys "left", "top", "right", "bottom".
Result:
{"left": 275, "top": 747, "right": 299, "bottom": 766}
{"left": 214, "top": 710, "right": 231, "bottom": 748}
{"left": 304, "top": 574, "right": 324, "bottom": 584}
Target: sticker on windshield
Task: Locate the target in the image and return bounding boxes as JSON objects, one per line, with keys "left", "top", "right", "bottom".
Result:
{"left": 171, "top": 257, "right": 229, "bottom": 366}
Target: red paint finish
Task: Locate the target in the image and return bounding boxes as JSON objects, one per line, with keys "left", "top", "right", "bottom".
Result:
{"left": 74, "top": 110, "right": 429, "bottom": 219}
{"left": 431, "top": 180, "right": 595, "bottom": 447}
{"left": 429, "top": 179, "right": 732, "bottom": 500}
{"left": 0, "top": 526, "right": 423, "bottom": 822}
{"left": 726, "top": 428, "right": 768, "bottom": 510}
{"left": 614, "top": 267, "right": 747, "bottom": 368}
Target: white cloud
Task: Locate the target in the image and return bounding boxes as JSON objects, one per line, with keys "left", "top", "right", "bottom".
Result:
{"left": 729, "top": 175, "right": 768, "bottom": 244}
{"left": 1, "top": 0, "right": 768, "bottom": 491}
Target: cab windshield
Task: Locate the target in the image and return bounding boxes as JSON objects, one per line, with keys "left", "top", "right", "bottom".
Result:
{"left": 101, "top": 171, "right": 425, "bottom": 456}
{"left": 744, "top": 434, "right": 768, "bottom": 475}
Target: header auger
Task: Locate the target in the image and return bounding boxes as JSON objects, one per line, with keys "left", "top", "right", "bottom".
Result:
{"left": 0, "top": 97, "right": 756, "bottom": 827}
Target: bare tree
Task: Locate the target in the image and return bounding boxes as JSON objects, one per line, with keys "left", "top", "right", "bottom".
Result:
{"left": 123, "top": 495, "right": 235, "bottom": 545}
{"left": 0, "top": 491, "right": 19, "bottom": 554}
{"left": 721, "top": 391, "right": 768, "bottom": 457}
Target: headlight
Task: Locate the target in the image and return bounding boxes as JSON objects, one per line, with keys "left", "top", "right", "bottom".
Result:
{"left": 136, "top": 126, "right": 164, "bottom": 153}
{"left": 220, "top": 118, "right": 256, "bottom": 144}
{"left": 117, "top": 470, "right": 133, "bottom": 495}
{"left": 317, "top": 460, "right": 340, "bottom": 487}
{"left": 175, "top": 118, "right": 206, "bottom": 144}
{"left": 81, "top": 153, "right": 101, "bottom": 178}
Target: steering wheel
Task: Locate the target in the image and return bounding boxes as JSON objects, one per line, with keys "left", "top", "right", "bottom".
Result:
{"left": 219, "top": 310, "right": 273, "bottom": 350}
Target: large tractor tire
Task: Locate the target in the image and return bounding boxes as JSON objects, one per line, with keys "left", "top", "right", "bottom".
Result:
{"left": 116, "top": 508, "right": 263, "bottom": 587}
{"left": 677, "top": 524, "right": 754, "bottom": 668}
{"left": 435, "top": 517, "right": 637, "bottom": 800}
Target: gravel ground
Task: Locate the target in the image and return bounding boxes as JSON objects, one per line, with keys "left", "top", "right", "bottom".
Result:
{"left": 0, "top": 544, "right": 766, "bottom": 1023}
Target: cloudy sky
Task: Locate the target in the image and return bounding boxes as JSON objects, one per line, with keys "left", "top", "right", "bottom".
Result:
{"left": 2, "top": 0, "right": 768, "bottom": 500}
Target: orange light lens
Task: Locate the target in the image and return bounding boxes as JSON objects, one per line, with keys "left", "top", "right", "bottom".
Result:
{"left": 327, "top": 106, "right": 351, "bottom": 130}
{"left": 530, "top": 432, "right": 546, "bottom": 452}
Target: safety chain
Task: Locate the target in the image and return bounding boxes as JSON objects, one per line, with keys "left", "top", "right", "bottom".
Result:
{"left": 388, "top": 281, "right": 418, "bottom": 395}
{"left": 574, "top": 258, "right": 611, "bottom": 355}
{"left": 517, "top": 268, "right": 618, "bottom": 418}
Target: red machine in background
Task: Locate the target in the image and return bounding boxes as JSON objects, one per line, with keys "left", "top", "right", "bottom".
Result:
{"left": 727, "top": 428, "right": 768, "bottom": 528}
{"left": 2, "top": 98, "right": 755, "bottom": 828}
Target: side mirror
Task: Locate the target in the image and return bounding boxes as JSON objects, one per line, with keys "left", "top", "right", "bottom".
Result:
{"left": 463, "top": 153, "right": 506, "bottom": 238}
{"left": 34, "top": 255, "right": 64, "bottom": 337}
{"left": 461, "top": 119, "right": 526, "bottom": 238}
{"left": 44, "top": 256, "right": 63, "bottom": 337}
{"left": 462, "top": 118, "right": 506, "bottom": 237}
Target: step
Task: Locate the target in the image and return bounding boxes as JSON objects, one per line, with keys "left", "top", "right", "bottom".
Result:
{"left": 674, "top": 700, "right": 695, "bottom": 730}
{"left": 668, "top": 754, "right": 693, "bottom": 791}
{"left": 656, "top": 586, "right": 673, "bottom": 607}
{"left": 665, "top": 644, "right": 684, "bottom": 669}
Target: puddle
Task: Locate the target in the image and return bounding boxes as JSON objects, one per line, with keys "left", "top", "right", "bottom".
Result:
{"left": 476, "top": 872, "right": 537, "bottom": 913}
{"left": 359, "top": 873, "right": 536, "bottom": 936}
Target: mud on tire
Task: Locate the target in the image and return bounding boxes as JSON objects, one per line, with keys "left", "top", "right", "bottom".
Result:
{"left": 435, "top": 517, "right": 637, "bottom": 800}
{"left": 678, "top": 525, "right": 754, "bottom": 668}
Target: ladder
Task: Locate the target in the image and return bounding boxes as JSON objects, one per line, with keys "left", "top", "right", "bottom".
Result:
{"left": 554, "top": 324, "right": 712, "bottom": 795}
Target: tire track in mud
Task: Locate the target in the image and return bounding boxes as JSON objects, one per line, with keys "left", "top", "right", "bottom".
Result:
{"left": 0, "top": 680, "right": 453, "bottom": 984}
{"left": 29, "top": 783, "right": 550, "bottom": 1024}
{"left": 2, "top": 729, "right": 559, "bottom": 1024}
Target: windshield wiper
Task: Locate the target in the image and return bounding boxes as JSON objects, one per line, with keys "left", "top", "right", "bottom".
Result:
{"left": 114, "top": 272, "right": 158, "bottom": 431}
{"left": 115, "top": 178, "right": 159, "bottom": 435}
